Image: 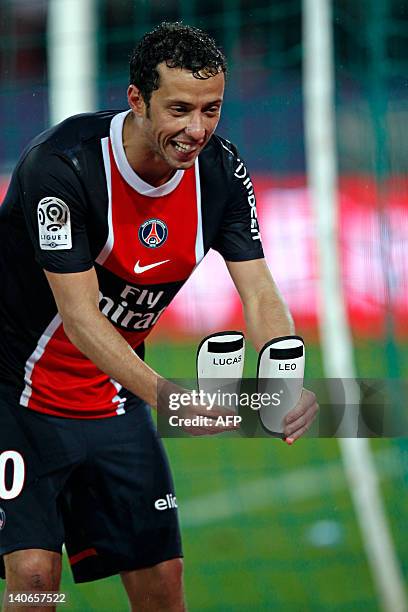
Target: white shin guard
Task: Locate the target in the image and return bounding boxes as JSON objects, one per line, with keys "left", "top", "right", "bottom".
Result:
{"left": 257, "top": 336, "right": 305, "bottom": 435}
{"left": 197, "top": 331, "right": 245, "bottom": 412}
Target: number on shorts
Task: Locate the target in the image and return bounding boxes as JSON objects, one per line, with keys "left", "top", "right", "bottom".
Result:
{"left": 0, "top": 451, "right": 25, "bottom": 500}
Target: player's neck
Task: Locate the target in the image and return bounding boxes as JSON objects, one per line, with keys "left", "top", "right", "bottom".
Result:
{"left": 122, "top": 112, "right": 176, "bottom": 187}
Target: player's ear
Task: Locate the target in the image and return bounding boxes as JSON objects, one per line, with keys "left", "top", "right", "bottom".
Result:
{"left": 127, "top": 84, "right": 146, "bottom": 118}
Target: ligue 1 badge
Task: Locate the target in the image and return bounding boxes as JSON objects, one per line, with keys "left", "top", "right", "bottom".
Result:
{"left": 139, "top": 218, "right": 168, "bottom": 249}
{"left": 0, "top": 507, "right": 6, "bottom": 531}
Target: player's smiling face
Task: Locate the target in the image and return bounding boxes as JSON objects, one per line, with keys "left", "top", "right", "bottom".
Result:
{"left": 128, "top": 63, "right": 225, "bottom": 175}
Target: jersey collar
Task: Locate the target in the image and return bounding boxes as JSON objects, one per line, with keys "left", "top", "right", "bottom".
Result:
{"left": 110, "top": 110, "right": 185, "bottom": 197}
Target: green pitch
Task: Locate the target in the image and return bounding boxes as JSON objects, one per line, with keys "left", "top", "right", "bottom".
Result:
{"left": 1, "top": 340, "right": 407, "bottom": 611}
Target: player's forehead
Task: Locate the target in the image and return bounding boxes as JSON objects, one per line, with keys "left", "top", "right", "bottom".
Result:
{"left": 154, "top": 62, "right": 225, "bottom": 105}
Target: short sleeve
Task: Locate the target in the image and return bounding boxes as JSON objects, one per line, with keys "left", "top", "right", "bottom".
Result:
{"left": 212, "top": 153, "right": 264, "bottom": 262}
{"left": 18, "top": 145, "right": 93, "bottom": 273}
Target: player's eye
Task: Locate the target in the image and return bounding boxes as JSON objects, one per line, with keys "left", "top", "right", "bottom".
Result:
{"left": 171, "top": 106, "right": 188, "bottom": 115}
{"left": 205, "top": 107, "right": 221, "bottom": 116}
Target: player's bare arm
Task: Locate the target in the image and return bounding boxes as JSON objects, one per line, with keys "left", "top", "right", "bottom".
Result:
{"left": 227, "top": 258, "right": 318, "bottom": 441}
{"left": 45, "top": 267, "right": 159, "bottom": 406}
{"left": 45, "top": 267, "right": 237, "bottom": 435}
{"left": 226, "top": 258, "right": 295, "bottom": 350}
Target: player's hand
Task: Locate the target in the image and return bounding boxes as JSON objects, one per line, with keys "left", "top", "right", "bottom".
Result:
{"left": 282, "top": 388, "right": 318, "bottom": 443}
{"left": 177, "top": 394, "right": 240, "bottom": 436}
{"left": 157, "top": 379, "right": 240, "bottom": 436}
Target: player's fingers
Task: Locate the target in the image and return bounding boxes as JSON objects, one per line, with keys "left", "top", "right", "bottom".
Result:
{"left": 185, "top": 423, "right": 240, "bottom": 436}
{"left": 179, "top": 404, "right": 240, "bottom": 435}
{"left": 284, "top": 389, "right": 317, "bottom": 425}
{"left": 287, "top": 407, "right": 318, "bottom": 441}
{"left": 184, "top": 413, "right": 241, "bottom": 434}
{"left": 285, "top": 424, "right": 309, "bottom": 443}
{"left": 283, "top": 403, "right": 318, "bottom": 439}
{"left": 284, "top": 401, "right": 318, "bottom": 435}
{"left": 187, "top": 428, "right": 219, "bottom": 436}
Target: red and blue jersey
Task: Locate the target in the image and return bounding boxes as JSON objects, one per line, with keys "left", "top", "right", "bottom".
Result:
{"left": 0, "top": 110, "right": 263, "bottom": 418}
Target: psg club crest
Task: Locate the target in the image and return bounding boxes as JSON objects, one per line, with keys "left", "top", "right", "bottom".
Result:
{"left": 0, "top": 508, "right": 5, "bottom": 531}
{"left": 139, "top": 218, "right": 168, "bottom": 249}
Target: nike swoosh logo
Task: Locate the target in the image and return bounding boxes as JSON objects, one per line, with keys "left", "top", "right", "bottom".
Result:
{"left": 134, "top": 259, "right": 170, "bottom": 274}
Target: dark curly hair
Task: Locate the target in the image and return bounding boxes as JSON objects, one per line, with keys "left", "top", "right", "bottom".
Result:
{"left": 129, "top": 22, "right": 227, "bottom": 106}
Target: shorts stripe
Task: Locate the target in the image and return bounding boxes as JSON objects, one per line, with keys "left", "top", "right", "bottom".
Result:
{"left": 69, "top": 548, "right": 98, "bottom": 565}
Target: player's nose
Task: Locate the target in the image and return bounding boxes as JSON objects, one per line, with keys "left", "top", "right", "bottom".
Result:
{"left": 184, "top": 123, "right": 205, "bottom": 142}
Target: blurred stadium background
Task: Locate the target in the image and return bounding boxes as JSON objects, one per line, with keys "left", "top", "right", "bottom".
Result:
{"left": 1, "top": 0, "right": 408, "bottom": 610}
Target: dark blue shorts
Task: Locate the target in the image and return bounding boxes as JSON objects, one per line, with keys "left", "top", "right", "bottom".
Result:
{"left": 0, "top": 383, "right": 182, "bottom": 583}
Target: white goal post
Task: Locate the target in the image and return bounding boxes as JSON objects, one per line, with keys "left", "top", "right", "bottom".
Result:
{"left": 302, "top": 1, "right": 407, "bottom": 610}
{"left": 47, "top": 0, "right": 97, "bottom": 125}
